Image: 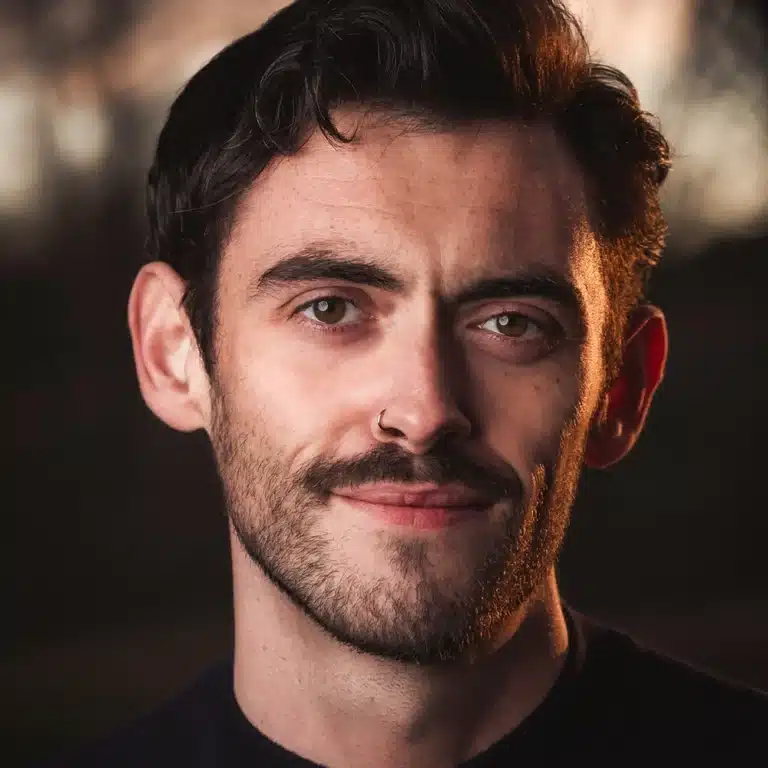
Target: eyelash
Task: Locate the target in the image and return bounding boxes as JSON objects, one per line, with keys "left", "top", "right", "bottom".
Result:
{"left": 292, "top": 295, "right": 557, "bottom": 344}
{"left": 292, "top": 296, "right": 367, "bottom": 335}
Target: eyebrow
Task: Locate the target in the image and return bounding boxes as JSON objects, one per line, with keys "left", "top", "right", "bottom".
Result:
{"left": 251, "top": 245, "right": 405, "bottom": 296}
{"left": 249, "top": 243, "right": 585, "bottom": 320}
{"left": 452, "top": 273, "right": 584, "bottom": 320}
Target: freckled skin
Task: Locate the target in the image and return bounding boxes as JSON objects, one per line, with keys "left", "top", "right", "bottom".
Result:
{"left": 209, "top": 113, "right": 609, "bottom": 663}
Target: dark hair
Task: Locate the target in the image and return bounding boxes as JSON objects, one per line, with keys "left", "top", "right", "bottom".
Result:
{"left": 147, "top": 0, "right": 670, "bottom": 380}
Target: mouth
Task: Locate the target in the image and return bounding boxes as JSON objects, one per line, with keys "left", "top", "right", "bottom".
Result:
{"left": 333, "top": 484, "right": 496, "bottom": 530}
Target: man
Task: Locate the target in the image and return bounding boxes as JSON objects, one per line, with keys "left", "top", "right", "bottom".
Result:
{"left": 50, "top": 0, "right": 767, "bottom": 765}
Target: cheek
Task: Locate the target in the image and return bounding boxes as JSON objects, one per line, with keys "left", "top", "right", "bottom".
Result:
{"left": 481, "top": 358, "right": 587, "bottom": 472}
{"left": 224, "top": 324, "right": 356, "bottom": 442}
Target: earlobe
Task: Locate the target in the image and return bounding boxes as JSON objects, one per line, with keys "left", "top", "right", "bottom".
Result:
{"left": 584, "top": 305, "right": 668, "bottom": 469}
{"left": 127, "top": 262, "right": 210, "bottom": 433}
{"left": 583, "top": 401, "right": 628, "bottom": 469}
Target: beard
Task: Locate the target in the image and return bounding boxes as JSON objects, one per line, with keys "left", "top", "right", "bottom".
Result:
{"left": 210, "top": 395, "right": 585, "bottom": 665}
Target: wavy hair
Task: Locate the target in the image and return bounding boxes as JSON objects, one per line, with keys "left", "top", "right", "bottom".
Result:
{"left": 147, "top": 0, "right": 671, "bottom": 379}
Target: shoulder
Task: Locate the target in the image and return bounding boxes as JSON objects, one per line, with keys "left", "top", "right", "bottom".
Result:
{"left": 38, "top": 660, "right": 234, "bottom": 768}
{"left": 573, "top": 611, "right": 768, "bottom": 752}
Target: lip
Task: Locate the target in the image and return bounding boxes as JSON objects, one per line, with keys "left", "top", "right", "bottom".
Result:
{"left": 334, "top": 484, "right": 495, "bottom": 530}
{"left": 334, "top": 483, "right": 493, "bottom": 507}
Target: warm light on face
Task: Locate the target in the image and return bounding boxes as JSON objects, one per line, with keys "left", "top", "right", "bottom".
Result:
{"left": 191, "top": 117, "right": 610, "bottom": 662}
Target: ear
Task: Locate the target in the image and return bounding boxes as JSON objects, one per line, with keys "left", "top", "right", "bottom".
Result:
{"left": 127, "top": 262, "right": 211, "bottom": 432}
{"left": 584, "top": 304, "right": 668, "bottom": 469}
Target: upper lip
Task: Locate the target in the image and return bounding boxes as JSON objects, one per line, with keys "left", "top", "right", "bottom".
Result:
{"left": 334, "top": 483, "right": 493, "bottom": 507}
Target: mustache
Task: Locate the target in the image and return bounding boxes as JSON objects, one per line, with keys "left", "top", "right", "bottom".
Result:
{"left": 298, "top": 442, "right": 521, "bottom": 501}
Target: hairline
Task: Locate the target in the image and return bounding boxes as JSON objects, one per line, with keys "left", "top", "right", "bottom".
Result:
{"left": 205, "top": 108, "right": 613, "bottom": 374}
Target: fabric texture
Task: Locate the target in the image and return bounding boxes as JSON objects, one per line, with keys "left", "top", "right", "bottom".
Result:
{"left": 41, "top": 608, "right": 768, "bottom": 766}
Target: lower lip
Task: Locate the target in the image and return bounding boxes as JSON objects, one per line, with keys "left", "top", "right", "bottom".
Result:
{"left": 337, "top": 496, "right": 491, "bottom": 530}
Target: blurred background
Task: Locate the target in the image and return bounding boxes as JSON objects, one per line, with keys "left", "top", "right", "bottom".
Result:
{"left": 2, "top": 0, "right": 766, "bottom": 764}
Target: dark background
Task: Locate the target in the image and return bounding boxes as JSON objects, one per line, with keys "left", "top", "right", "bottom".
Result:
{"left": 3, "top": 1, "right": 767, "bottom": 766}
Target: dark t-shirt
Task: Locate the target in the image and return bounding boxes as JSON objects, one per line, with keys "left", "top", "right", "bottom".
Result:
{"left": 43, "top": 609, "right": 768, "bottom": 766}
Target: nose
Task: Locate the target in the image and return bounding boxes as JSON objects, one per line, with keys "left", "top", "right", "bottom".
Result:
{"left": 373, "top": 332, "right": 472, "bottom": 454}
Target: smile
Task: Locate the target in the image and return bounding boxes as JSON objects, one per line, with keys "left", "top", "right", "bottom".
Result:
{"left": 333, "top": 484, "right": 495, "bottom": 530}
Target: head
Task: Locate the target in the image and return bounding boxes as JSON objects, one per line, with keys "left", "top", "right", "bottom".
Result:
{"left": 129, "top": 0, "right": 669, "bottom": 664}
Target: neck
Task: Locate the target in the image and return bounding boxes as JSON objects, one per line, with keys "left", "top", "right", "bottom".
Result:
{"left": 231, "top": 537, "right": 569, "bottom": 768}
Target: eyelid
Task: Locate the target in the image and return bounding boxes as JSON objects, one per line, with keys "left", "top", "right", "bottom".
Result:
{"left": 290, "top": 294, "right": 571, "bottom": 345}
{"left": 291, "top": 289, "right": 363, "bottom": 312}
{"left": 469, "top": 303, "right": 558, "bottom": 328}
{"left": 292, "top": 294, "right": 368, "bottom": 329}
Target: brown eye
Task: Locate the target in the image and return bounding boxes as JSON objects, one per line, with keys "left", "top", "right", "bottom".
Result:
{"left": 312, "top": 298, "right": 345, "bottom": 324}
{"left": 298, "top": 296, "right": 360, "bottom": 326}
{"left": 482, "top": 313, "right": 542, "bottom": 339}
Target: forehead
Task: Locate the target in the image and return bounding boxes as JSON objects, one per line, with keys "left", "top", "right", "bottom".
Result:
{"left": 224, "top": 113, "right": 604, "bottom": 314}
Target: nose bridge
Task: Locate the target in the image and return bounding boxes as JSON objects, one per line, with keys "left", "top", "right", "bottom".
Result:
{"left": 404, "top": 313, "right": 456, "bottom": 401}
{"left": 379, "top": 302, "right": 472, "bottom": 448}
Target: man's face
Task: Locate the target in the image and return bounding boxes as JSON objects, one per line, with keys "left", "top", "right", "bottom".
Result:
{"left": 209, "top": 115, "right": 608, "bottom": 663}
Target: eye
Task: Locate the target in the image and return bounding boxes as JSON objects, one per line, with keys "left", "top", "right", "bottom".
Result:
{"left": 296, "top": 296, "right": 361, "bottom": 326}
{"left": 478, "top": 312, "right": 546, "bottom": 340}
